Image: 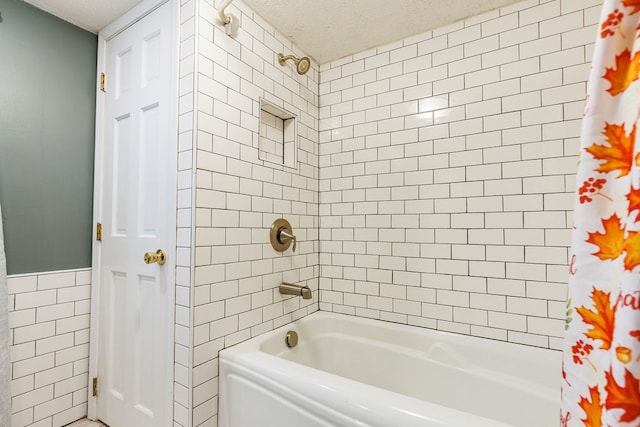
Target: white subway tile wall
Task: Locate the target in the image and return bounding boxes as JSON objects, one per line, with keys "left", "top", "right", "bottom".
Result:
{"left": 190, "top": 0, "right": 319, "bottom": 425}
{"left": 318, "top": 0, "right": 599, "bottom": 350}
{"left": 175, "top": 0, "right": 197, "bottom": 424}
{"left": 8, "top": 269, "right": 91, "bottom": 427}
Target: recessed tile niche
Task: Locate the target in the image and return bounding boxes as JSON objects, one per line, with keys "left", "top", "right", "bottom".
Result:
{"left": 259, "top": 99, "right": 297, "bottom": 169}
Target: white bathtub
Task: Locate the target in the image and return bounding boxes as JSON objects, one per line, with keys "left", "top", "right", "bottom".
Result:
{"left": 219, "top": 312, "right": 561, "bottom": 427}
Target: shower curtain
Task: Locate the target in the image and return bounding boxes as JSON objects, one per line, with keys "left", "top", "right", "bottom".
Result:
{"left": 0, "top": 204, "right": 9, "bottom": 426}
{"left": 562, "top": 0, "right": 640, "bottom": 425}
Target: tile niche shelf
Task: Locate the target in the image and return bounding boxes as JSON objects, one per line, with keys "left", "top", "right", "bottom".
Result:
{"left": 259, "top": 99, "right": 297, "bottom": 169}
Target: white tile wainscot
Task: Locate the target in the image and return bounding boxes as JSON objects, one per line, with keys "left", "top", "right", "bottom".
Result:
{"left": 8, "top": 268, "right": 92, "bottom": 427}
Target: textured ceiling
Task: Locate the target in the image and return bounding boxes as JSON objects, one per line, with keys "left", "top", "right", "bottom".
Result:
{"left": 21, "top": 0, "right": 524, "bottom": 62}
{"left": 242, "top": 0, "right": 525, "bottom": 64}
{"left": 22, "top": 0, "right": 143, "bottom": 33}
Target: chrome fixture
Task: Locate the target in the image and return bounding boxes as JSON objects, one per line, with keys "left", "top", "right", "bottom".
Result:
{"left": 285, "top": 330, "right": 299, "bottom": 348}
{"left": 277, "top": 53, "right": 311, "bottom": 75}
{"left": 217, "top": 0, "right": 239, "bottom": 36}
{"left": 270, "top": 218, "right": 297, "bottom": 252}
{"left": 279, "top": 282, "right": 312, "bottom": 300}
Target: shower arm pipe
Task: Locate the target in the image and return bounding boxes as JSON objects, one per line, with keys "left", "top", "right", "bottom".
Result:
{"left": 218, "top": 0, "right": 234, "bottom": 23}
{"left": 278, "top": 54, "right": 299, "bottom": 64}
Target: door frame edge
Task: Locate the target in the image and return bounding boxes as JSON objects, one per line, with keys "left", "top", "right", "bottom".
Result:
{"left": 87, "top": 31, "right": 107, "bottom": 421}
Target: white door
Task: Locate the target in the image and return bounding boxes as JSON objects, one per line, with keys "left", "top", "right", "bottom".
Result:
{"left": 96, "top": 3, "right": 175, "bottom": 426}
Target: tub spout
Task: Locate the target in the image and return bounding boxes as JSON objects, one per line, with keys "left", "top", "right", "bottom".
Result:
{"left": 300, "top": 286, "right": 312, "bottom": 300}
{"left": 280, "top": 282, "right": 312, "bottom": 300}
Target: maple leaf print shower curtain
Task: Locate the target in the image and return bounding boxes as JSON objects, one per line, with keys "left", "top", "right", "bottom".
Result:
{"left": 562, "top": 0, "right": 640, "bottom": 425}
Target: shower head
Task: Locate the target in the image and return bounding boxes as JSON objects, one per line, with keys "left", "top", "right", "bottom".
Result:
{"left": 296, "top": 56, "right": 311, "bottom": 75}
{"left": 278, "top": 53, "right": 311, "bottom": 75}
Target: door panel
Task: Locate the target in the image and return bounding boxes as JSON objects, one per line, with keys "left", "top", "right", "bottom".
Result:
{"left": 97, "top": 3, "right": 174, "bottom": 426}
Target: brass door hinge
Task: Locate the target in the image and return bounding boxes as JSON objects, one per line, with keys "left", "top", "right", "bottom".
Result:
{"left": 100, "top": 72, "right": 106, "bottom": 92}
{"left": 92, "top": 377, "right": 98, "bottom": 397}
{"left": 96, "top": 223, "right": 102, "bottom": 241}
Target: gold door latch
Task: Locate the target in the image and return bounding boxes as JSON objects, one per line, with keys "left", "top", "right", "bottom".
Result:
{"left": 144, "top": 249, "right": 166, "bottom": 265}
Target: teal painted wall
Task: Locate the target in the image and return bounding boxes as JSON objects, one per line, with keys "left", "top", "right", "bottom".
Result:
{"left": 0, "top": 0, "right": 97, "bottom": 274}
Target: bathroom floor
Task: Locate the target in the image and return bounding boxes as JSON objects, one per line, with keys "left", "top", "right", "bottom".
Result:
{"left": 66, "top": 419, "right": 108, "bottom": 427}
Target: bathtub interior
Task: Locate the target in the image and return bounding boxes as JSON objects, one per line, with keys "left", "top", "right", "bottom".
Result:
{"left": 257, "top": 313, "right": 561, "bottom": 427}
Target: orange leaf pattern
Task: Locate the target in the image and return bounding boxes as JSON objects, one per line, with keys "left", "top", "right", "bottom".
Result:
{"left": 585, "top": 214, "right": 625, "bottom": 260}
{"left": 629, "top": 187, "right": 640, "bottom": 221}
{"left": 585, "top": 123, "right": 637, "bottom": 178}
{"left": 602, "top": 49, "right": 640, "bottom": 95}
{"left": 624, "top": 231, "right": 640, "bottom": 271}
{"left": 563, "top": 2, "right": 640, "bottom": 426}
{"left": 576, "top": 288, "right": 617, "bottom": 350}
{"left": 605, "top": 369, "right": 640, "bottom": 422}
{"left": 622, "top": 0, "right": 640, "bottom": 14}
{"left": 580, "top": 386, "right": 604, "bottom": 427}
